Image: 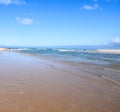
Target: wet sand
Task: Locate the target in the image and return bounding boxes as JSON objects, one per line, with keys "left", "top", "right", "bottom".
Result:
{"left": 0, "top": 51, "right": 120, "bottom": 112}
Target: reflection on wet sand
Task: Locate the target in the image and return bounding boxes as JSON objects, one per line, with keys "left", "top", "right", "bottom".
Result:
{"left": 0, "top": 52, "right": 120, "bottom": 112}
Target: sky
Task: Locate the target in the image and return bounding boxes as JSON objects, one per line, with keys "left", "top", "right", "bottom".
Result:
{"left": 0, "top": 0, "right": 120, "bottom": 47}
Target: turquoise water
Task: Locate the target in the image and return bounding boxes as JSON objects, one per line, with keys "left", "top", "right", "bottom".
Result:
{"left": 11, "top": 46, "right": 120, "bottom": 65}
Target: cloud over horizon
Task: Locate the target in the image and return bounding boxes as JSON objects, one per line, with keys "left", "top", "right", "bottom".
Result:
{"left": 0, "top": 0, "right": 25, "bottom": 5}
{"left": 16, "top": 17, "right": 33, "bottom": 25}
{"left": 112, "top": 37, "right": 120, "bottom": 45}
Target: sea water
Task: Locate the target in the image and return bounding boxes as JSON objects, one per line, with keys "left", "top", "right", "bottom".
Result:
{"left": 11, "top": 46, "right": 120, "bottom": 65}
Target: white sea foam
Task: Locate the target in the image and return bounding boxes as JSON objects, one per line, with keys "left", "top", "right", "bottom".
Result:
{"left": 56, "top": 49, "right": 76, "bottom": 52}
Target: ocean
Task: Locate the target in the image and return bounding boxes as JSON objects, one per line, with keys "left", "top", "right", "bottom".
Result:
{"left": 11, "top": 46, "right": 120, "bottom": 65}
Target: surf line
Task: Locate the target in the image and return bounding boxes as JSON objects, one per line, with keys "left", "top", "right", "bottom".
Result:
{"left": 101, "top": 75, "right": 120, "bottom": 86}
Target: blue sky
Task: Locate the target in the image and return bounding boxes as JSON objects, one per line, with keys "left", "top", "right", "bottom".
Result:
{"left": 0, "top": 0, "right": 120, "bottom": 46}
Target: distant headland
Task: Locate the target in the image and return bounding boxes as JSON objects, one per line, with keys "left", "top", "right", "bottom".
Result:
{"left": 0, "top": 48, "right": 10, "bottom": 51}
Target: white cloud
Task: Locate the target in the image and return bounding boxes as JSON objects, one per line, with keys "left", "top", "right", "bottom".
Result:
{"left": 113, "top": 38, "right": 120, "bottom": 43}
{"left": 16, "top": 17, "right": 33, "bottom": 25}
{"left": 82, "top": 4, "right": 99, "bottom": 10}
{"left": 93, "top": 0, "right": 117, "bottom": 2}
{"left": 112, "top": 37, "right": 120, "bottom": 44}
{"left": 0, "top": 0, "right": 25, "bottom": 5}
{"left": 105, "top": 0, "right": 117, "bottom": 2}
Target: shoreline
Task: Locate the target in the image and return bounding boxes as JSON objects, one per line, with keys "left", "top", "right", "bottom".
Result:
{"left": 0, "top": 51, "right": 120, "bottom": 112}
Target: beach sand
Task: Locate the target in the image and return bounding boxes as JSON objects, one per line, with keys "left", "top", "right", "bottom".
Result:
{"left": 97, "top": 49, "right": 120, "bottom": 54}
{"left": 0, "top": 51, "right": 120, "bottom": 112}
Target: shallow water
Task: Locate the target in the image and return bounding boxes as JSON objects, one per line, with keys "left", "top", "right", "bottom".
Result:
{"left": 11, "top": 47, "right": 120, "bottom": 65}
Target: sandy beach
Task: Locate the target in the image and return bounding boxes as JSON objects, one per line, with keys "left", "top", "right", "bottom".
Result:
{"left": 97, "top": 49, "right": 120, "bottom": 54}
{"left": 0, "top": 51, "right": 120, "bottom": 112}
